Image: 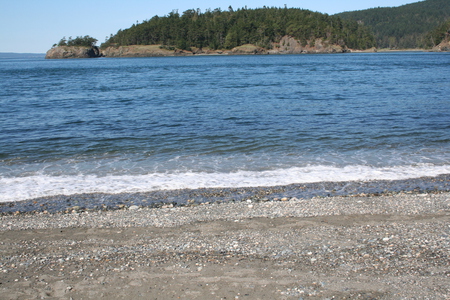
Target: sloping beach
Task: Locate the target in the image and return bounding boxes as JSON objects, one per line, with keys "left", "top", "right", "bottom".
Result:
{"left": 1, "top": 191, "right": 449, "bottom": 299}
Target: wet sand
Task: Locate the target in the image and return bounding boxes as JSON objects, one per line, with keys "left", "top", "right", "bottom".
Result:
{"left": 1, "top": 192, "right": 449, "bottom": 299}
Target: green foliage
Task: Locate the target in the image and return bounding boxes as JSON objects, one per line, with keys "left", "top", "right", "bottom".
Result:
{"left": 101, "top": 7, "right": 376, "bottom": 50}
{"left": 56, "top": 36, "right": 98, "bottom": 47}
{"left": 424, "top": 19, "right": 450, "bottom": 47}
{"left": 337, "top": 0, "right": 450, "bottom": 49}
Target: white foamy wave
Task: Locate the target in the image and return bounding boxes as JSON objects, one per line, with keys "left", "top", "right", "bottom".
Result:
{"left": 1, "top": 164, "right": 449, "bottom": 202}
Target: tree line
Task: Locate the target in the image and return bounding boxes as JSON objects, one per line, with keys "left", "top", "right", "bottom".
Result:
{"left": 100, "top": 7, "right": 376, "bottom": 50}
{"left": 424, "top": 19, "right": 450, "bottom": 47}
{"left": 53, "top": 36, "right": 98, "bottom": 48}
{"left": 337, "top": 0, "right": 450, "bottom": 49}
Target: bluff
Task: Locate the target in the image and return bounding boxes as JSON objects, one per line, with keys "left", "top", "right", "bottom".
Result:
{"left": 44, "top": 38, "right": 362, "bottom": 59}
{"left": 428, "top": 19, "right": 450, "bottom": 51}
{"left": 45, "top": 46, "right": 102, "bottom": 59}
{"left": 433, "top": 40, "right": 450, "bottom": 52}
{"left": 100, "top": 36, "right": 355, "bottom": 57}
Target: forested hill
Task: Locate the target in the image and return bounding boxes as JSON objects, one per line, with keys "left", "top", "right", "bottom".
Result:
{"left": 101, "top": 7, "right": 376, "bottom": 51}
{"left": 336, "top": 0, "right": 450, "bottom": 49}
{"left": 427, "top": 19, "right": 450, "bottom": 50}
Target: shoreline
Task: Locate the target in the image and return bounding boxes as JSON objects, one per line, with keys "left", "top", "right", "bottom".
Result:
{"left": 45, "top": 44, "right": 444, "bottom": 59}
{"left": 1, "top": 191, "right": 449, "bottom": 299}
{"left": 2, "top": 174, "right": 449, "bottom": 214}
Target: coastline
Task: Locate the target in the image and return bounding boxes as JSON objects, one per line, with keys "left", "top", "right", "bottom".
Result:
{"left": 2, "top": 174, "right": 449, "bottom": 214}
{"left": 1, "top": 191, "right": 449, "bottom": 299}
{"left": 45, "top": 43, "right": 444, "bottom": 59}
{"left": 44, "top": 43, "right": 447, "bottom": 59}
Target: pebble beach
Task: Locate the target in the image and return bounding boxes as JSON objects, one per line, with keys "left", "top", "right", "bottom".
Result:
{"left": 1, "top": 189, "right": 449, "bottom": 299}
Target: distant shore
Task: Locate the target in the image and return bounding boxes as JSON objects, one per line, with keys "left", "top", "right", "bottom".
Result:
{"left": 1, "top": 46, "right": 444, "bottom": 59}
{"left": 44, "top": 42, "right": 447, "bottom": 59}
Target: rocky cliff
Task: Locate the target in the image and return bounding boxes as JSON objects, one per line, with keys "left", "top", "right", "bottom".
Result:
{"left": 432, "top": 39, "right": 450, "bottom": 51}
{"left": 45, "top": 36, "right": 359, "bottom": 59}
{"left": 101, "top": 37, "right": 352, "bottom": 57}
{"left": 101, "top": 45, "right": 185, "bottom": 57}
{"left": 269, "top": 36, "right": 349, "bottom": 54}
{"left": 45, "top": 46, "right": 102, "bottom": 59}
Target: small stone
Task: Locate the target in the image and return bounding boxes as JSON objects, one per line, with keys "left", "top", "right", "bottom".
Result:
{"left": 128, "top": 205, "right": 139, "bottom": 210}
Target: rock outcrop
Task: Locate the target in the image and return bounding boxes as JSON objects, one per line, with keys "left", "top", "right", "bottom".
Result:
{"left": 45, "top": 36, "right": 359, "bottom": 59}
{"left": 101, "top": 45, "right": 177, "bottom": 57}
{"left": 45, "top": 46, "right": 102, "bottom": 59}
{"left": 270, "top": 36, "right": 349, "bottom": 54}
{"left": 101, "top": 37, "right": 350, "bottom": 57}
{"left": 101, "top": 45, "right": 228, "bottom": 57}
{"left": 432, "top": 40, "right": 450, "bottom": 52}
{"left": 229, "top": 44, "right": 268, "bottom": 54}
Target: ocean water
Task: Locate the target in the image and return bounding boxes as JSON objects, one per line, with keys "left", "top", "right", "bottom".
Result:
{"left": 1, "top": 52, "right": 449, "bottom": 202}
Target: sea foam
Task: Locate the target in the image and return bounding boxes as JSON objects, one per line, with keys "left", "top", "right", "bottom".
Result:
{"left": 1, "top": 164, "right": 449, "bottom": 202}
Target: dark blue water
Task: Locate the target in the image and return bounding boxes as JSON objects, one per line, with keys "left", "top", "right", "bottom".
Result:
{"left": 1, "top": 52, "right": 449, "bottom": 201}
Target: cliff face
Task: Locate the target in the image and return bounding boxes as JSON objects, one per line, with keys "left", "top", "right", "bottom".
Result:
{"left": 227, "top": 37, "right": 351, "bottom": 54}
{"left": 101, "top": 36, "right": 351, "bottom": 57}
{"left": 45, "top": 46, "right": 102, "bottom": 59}
{"left": 432, "top": 38, "right": 450, "bottom": 52}
{"left": 45, "top": 36, "right": 356, "bottom": 59}
{"left": 270, "top": 36, "right": 349, "bottom": 54}
{"left": 101, "top": 45, "right": 181, "bottom": 57}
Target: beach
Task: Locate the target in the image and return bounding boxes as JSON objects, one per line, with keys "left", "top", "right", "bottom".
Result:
{"left": 1, "top": 191, "right": 449, "bottom": 299}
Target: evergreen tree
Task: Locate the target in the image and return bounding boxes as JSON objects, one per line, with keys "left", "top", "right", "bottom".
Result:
{"left": 425, "top": 19, "right": 450, "bottom": 47}
{"left": 100, "top": 7, "right": 376, "bottom": 50}
{"left": 337, "top": 0, "right": 450, "bottom": 49}
{"left": 55, "top": 35, "right": 98, "bottom": 47}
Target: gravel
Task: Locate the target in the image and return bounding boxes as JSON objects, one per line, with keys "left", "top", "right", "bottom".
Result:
{"left": 1, "top": 192, "right": 449, "bottom": 230}
{"left": 0, "top": 192, "right": 449, "bottom": 299}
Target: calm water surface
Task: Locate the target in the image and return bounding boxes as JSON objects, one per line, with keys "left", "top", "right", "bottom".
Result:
{"left": 1, "top": 52, "right": 449, "bottom": 201}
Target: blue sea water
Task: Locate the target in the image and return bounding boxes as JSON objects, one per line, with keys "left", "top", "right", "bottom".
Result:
{"left": 1, "top": 52, "right": 449, "bottom": 202}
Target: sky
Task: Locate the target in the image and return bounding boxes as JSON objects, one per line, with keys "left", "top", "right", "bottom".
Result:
{"left": 1, "top": 0, "right": 421, "bottom": 53}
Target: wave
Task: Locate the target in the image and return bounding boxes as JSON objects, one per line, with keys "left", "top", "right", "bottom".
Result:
{"left": 1, "top": 164, "right": 450, "bottom": 202}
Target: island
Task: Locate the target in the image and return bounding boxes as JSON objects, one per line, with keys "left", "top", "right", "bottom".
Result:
{"left": 46, "top": 2, "right": 450, "bottom": 59}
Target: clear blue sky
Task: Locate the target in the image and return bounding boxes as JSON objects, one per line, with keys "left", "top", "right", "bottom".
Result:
{"left": 1, "top": 0, "right": 421, "bottom": 53}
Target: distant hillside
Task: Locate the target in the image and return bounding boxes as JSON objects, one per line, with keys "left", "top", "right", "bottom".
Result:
{"left": 337, "top": 0, "right": 450, "bottom": 49}
{"left": 427, "top": 19, "right": 450, "bottom": 50}
{"left": 101, "top": 7, "right": 376, "bottom": 51}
